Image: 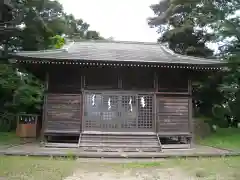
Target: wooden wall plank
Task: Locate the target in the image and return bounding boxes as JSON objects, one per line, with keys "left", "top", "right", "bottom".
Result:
{"left": 156, "top": 96, "right": 190, "bottom": 133}
{"left": 44, "top": 94, "right": 82, "bottom": 134}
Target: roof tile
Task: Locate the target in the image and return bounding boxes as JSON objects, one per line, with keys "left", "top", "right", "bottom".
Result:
{"left": 13, "top": 40, "right": 223, "bottom": 65}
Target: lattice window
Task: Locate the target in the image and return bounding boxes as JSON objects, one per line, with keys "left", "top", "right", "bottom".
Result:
{"left": 120, "top": 95, "right": 137, "bottom": 128}
{"left": 138, "top": 95, "right": 153, "bottom": 129}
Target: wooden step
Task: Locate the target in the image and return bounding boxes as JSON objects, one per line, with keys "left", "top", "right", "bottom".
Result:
{"left": 162, "top": 144, "right": 191, "bottom": 149}
{"left": 81, "top": 146, "right": 161, "bottom": 152}
{"left": 81, "top": 135, "right": 157, "bottom": 139}
{"left": 80, "top": 142, "right": 160, "bottom": 147}
{"left": 80, "top": 139, "right": 159, "bottom": 144}
{"left": 79, "top": 143, "right": 160, "bottom": 148}
{"left": 79, "top": 134, "right": 161, "bottom": 152}
{"left": 47, "top": 139, "right": 78, "bottom": 143}
{"left": 44, "top": 143, "right": 78, "bottom": 148}
{"left": 82, "top": 131, "right": 156, "bottom": 135}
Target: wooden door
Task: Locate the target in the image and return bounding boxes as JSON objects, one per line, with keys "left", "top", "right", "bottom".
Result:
{"left": 82, "top": 91, "right": 155, "bottom": 133}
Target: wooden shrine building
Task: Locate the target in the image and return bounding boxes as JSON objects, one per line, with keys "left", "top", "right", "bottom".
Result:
{"left": 10, "top": 40, "right": 223, "bottom": 152}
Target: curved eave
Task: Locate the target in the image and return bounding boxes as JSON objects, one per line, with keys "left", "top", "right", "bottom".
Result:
{"left": 10, "top": 55, "right": 226, "bottom": 71}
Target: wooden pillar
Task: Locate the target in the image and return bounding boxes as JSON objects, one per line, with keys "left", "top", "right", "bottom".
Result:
{"left": 82, "top": 75, "right": 86, "bottom": 88}
{"left": 46, "top": 72, "right": 49, "bottom": 90}
{"left": 80, "top": 70, "right": 86, "bottom": 133}
{"left": 154, "top": 71, "right": 158, "bottom": 92}
{"left": 154, "top": 71, "right": 158, "bottom": 133}
{"left": 80, "top": 74, "right": 83, "bottom": 133}
{"left": 188, "top": 78, "right": 194, "bottom": 147}
{"left": 188, "top": 79, "right": 192, "bottom": 96}
{"left": 117, "top": 68, "right": 123, "bottom": 89}
{"left": 40, "top": 71, "right": 49, "bottom": 142}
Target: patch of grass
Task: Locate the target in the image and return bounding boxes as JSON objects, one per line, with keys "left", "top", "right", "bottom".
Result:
{"left": 0, "top": 132, "right": 20, "bottom": 146}
{"left": 0, "top": 156, "right": 77, "bottom": 180}
{"left": 122, "top": 161, "right": 164, "bottom": 169}
{"left": 171, "top": 157, "right": 240, "bottom": 180}
{"left": 1, "top": 156, "right": 240, "bottom": 180}
{"left": 197, "top": 128, "right": 240, "bottom": 151}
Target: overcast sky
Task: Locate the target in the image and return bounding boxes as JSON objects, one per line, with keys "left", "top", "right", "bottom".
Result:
{"left": 58, "top": 0, "right": 160, "bottom": 42}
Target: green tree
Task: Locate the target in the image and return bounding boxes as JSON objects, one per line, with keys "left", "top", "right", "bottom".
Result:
{"left": 148, "top": 0, "right": 214, "bottom": 57}
{"left": 148, "top": 0, "right": 239, "bottom": 126}
{"left": 8, "top": 0, "right": 103, "bottom": 51}
{"left": 0, "top": 0, "right": 104, "bottom": 131}
{"left": 217, "top": 17, "right": 240, "bottom": 126}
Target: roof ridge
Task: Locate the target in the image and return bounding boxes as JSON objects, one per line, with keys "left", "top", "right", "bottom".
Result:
{"left": 13, "top": 48, "right": 63, "bottom": 54}
{"left": 74, "top": 39, "right": 159, "bottom": 45}
{"left": 13, "top": 40, "right": 74, "bottom": 54}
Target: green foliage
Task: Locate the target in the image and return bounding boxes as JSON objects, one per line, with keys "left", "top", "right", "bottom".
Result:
{"left": 6, "top": 0, "right": 103, "bottom": 51}
{"left": 148, "top": 0, "right": 214, "bottom": 57}
{"left": 149, "top": 0, "right": 240, "bottom": 127}
{"left": 13, "top": 74, "right": 44, "bottom": 114}
{"left": 198, "top": 128, "right": 240, "bottom": 151}
{"left": 0, "top": 64, "right": 43, "bottom": 131}
{"left": 215, "top": 13, "right": 240, "bottom": 125}
{"left": 49, "top": 35, "right": 65, "bottom": 49}
{"left": 193, "top": 73, "right": 225, "bottom": 120}
{"left": 0, "top": 0, "right": 103, "bottom": 132}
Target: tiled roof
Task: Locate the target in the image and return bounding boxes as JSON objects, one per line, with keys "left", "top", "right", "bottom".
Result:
{"left": 12, "top": 40, "right": 223, "bottom": 65}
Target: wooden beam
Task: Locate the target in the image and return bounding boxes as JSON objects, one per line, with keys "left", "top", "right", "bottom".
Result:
{"left": 15, "top": 59, "right": 224, "bottom": 71}
{"left": 155, "top": 92, "right": 189, "bottom": 95}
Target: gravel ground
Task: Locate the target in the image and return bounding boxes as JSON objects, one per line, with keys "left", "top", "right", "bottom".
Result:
{"left": 64, "top": 166, "right": 195, "bottom": 180}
